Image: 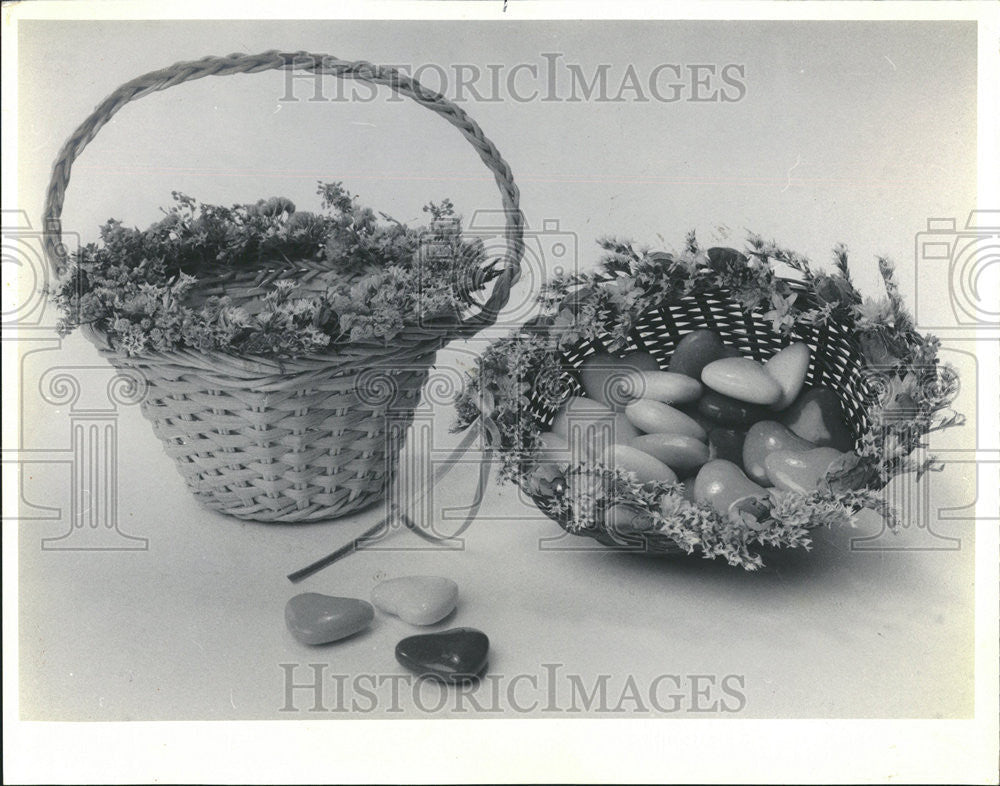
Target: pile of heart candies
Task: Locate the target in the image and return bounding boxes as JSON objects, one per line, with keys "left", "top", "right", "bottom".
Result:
{"left": 536, "top": 329, "right": 856, "bottom": 531}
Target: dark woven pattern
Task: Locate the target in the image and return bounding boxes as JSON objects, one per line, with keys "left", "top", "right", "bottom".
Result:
{"left": 522, "top": 285, "right": 879, "bottom": 546}
{"left": 45, "top": 51, "right": 525, "bottom": 522}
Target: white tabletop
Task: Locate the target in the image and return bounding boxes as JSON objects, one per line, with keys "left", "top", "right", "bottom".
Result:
{"left": 17, "top": 341, "right": 975, "bottom": 721}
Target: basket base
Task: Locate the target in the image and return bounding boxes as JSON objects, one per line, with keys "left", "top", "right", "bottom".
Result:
{"left": 89, "top": 332, "right": 439, "bottom": 525}
{"left": 530, "top": 491, "right": 688, "bottom": 555}
{"left": 192, "top": 484, "right": 388, "bottom": 523}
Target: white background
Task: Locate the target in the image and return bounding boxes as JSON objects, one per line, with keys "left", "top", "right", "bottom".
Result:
{"left": 5, "top": 2, "right": 998, "bottom": 783}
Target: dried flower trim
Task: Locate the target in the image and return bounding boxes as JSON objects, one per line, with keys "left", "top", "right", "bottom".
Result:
{"left": 52, "top": 183, "right": 486, "bottom": 357}
{"left": 453, "top": 234, "right": 963, "bottom": 569}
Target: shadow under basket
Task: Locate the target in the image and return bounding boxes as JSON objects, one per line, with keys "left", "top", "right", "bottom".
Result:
{"left": 522, "top": 284, "right": 882, "bottom": 548}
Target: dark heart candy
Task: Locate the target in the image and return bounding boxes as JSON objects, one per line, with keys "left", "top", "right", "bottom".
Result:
{"left": 395, "top": 627, "right": 490, "bottom": 683}
{"left": 667, "top": 329, "right": 741, "bottom": 380}
{"left": 698, "top": 389, "right": 770, "bottom": 427}
{"left": 708, "top": 427, "right": 747, "bottom": 465}
{"left": 779, "top": 387, "right": 854, "bottom": 451}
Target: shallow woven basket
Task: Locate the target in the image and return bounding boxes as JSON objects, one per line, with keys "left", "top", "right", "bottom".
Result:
{"left": 44, "top": 51, "right": 525, "bottom": 523}
{"left": 523, "top": 277, "right": 880, "bottom": 552}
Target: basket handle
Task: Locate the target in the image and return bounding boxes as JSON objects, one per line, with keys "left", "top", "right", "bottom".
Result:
{"left": 43, "top": 50, "right": 525, "bottom": 331}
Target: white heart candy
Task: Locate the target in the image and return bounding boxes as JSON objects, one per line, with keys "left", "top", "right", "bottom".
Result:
{"left": 371, "top": 576, "right": 459, "bottom": 626}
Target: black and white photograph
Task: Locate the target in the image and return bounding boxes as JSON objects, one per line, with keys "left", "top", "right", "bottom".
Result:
{"left": 4, "top": 1, "right": 998, "bottom": 783}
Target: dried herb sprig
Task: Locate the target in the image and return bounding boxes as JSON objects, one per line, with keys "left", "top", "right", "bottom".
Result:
{"left": 51, "top": 182, "right": 486, "bottom": 358}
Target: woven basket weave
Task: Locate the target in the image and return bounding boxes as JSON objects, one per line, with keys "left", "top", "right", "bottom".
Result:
{"left": 44, "top": 51, "right": 525, "bottom": 523}
{"left": 523, "top": 278, "right": 880, "bottom": 553}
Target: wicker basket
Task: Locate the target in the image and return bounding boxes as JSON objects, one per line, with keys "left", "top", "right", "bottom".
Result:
{"left": 43, "top": 51, "right": 525, "bottom": 523}
{"left": 460, "top": 244, "right": 958, "bottom": 563}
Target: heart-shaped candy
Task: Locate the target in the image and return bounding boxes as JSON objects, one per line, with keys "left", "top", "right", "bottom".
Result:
{"left": 285, "top": 593, "right": 374, "bottom": 645}
{"left": 372, "top": 576, "right": 458, "bottom": 626}
{"left": 395, "top": 627, "right": 490, "bottom": 683}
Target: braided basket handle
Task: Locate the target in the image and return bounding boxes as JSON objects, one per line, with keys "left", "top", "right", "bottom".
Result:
{"left": 43, "top": 50, "right": 525, "bottom": 331}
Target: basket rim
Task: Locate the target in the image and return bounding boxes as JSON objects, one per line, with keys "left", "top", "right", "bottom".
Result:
{"left": 81, "top": 321, "right": 446, "bottom": 379}
{"left": 43, "top": 51, "right": 527, "bottom": 339}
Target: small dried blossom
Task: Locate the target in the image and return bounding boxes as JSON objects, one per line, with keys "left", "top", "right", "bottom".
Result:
{"left": 51, "top": 183, "right": 485, "bottom": 357}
